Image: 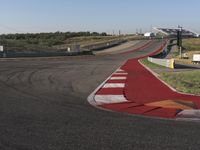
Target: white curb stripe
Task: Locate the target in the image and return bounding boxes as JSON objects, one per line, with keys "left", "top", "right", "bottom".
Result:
{"left": 117, "top": 69, "right": 124, "bottom": 72}
{"left": 110, "top": 77, "right": 127, "bottom": 80}
{"left": 113, "top": 73, "right": 128, "bottom": 75}
{"left": 103, "top": 83, "right": 125, "bottom": 88}
{"left": 95, "top": 95, "right": 127, "bottom": 105}
{"left": 116, "top": 70, "right": 126, "bottom": 72}
{"left": 176, "top": 110, "right": 200, "bottom": 119}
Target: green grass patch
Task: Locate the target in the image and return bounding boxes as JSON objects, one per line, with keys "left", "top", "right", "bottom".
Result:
{"left": 141, "top": 57, "right": 200, "bottom": 95}
{"left": 0, "top": 32, "right": 145, "bottom": 51}
{"left": 160, "top": 71, "right": 200, "bottom": 95}
{"left": 0, "top": 32, "right": 126, "bottom": 51}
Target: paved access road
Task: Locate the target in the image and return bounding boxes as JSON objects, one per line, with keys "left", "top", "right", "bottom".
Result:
{"left": 0, "top": 40, "right": 200, "bottom": 150}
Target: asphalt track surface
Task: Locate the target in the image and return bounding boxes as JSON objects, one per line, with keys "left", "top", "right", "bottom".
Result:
{"left": 0, "top": 40, "right": 200, "bottom": 150}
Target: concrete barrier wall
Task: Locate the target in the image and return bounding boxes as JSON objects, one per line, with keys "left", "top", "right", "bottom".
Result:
{"left": 148, "top": 57, "right": 175, "bottom": 69}
{"left": 0, "top": 50, "right": 93, "bottom": 58}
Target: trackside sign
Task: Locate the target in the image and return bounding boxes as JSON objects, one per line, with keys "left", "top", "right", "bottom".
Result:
{"left": 0, "top": 46, "right": 3, "bottom": 52}
{"left": 193, "top": 54, "right": 200, "bottom": 62}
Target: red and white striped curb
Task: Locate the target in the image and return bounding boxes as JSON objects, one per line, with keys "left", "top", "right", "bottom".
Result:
{"left": 88, "top": 68, "right": 128, "bottom": 106}
{"left": 88, "top": 66, "right": 200, "bottom": 121}
{"left": 87, "top": 40, "right": 200, "bottom": 122}
{"left": 94, "top": 68, "right": 128, "bottom": 105}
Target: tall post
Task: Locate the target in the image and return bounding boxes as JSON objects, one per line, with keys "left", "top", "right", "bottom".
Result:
{"left": 178, "top": 25, "right": 183, "bottom": 58}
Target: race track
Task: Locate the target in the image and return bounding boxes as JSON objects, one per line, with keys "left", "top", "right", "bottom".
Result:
{"left": 0, "top": 40, "right": 200, "bottom": 150}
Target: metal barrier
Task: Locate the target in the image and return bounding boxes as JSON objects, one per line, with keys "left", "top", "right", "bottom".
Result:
{"left": 148, "top": 57, "right": 175, "bottom": 69}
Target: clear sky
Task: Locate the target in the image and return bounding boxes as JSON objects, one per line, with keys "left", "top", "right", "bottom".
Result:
{"left": 0, "top": 0, "right": 200, "bottom": 34}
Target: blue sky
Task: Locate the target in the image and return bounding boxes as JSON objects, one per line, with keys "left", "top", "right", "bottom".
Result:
{"left": 0, "top": 0, "right": 200, "bottom": 34}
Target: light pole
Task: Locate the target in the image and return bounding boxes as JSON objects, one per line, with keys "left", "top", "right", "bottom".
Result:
{"left": 178, "top": 25, "right": 183, "bottom": 58}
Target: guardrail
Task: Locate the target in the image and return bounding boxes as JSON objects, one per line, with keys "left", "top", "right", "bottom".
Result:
{"left": 147, "top": 57, "right": 175, "bottom": 69}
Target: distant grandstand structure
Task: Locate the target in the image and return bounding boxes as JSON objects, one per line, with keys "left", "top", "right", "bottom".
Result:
{"left": 153, "top": 27, "right": 199, "bottom": 38}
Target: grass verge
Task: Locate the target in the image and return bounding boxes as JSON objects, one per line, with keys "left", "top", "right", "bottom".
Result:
{"left": 140, "top": 38, "right": 200, "bottom": 95}
{"left": 140, "top": 58, "right": 166, "bottom": 69}
{"left": 160, "top": 71, "right": 200, "bottom": 95}
{"left": 141, "top": 58, "right": 200, "bottom": 95}
{"left": 183, "top": 38, "right": 200, "bottom": 51}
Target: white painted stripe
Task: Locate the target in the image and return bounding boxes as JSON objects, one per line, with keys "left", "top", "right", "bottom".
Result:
{"left": 114, "top": 73, "right": 128, "bottom": 75}
{"left": 177, "top": 110, "right": 200, "bottom": 119}
{"left": 103, "top": 83, "right": 125, "bottom": 88}
{"left": 95, "top": 95, "right": 127, "bottom": 105}
{"left": 117, "top": 69, "right": 124, "bottom": 72}
{"left": 110, "top": 77, "right": 127, "bottom": 80}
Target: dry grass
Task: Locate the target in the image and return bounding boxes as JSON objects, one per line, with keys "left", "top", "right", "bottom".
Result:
{"left": 160, "top": 70, "right": 200, "bottom": 95}
{"left": 171, "top": 38, "right": 200, "bottom": 64}
{"left": 183, "top": 38, "right": 200, "bottom": 51}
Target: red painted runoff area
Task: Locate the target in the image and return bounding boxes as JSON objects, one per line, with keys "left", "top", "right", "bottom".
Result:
{"left": 94, "top": 40, "right": 200, "bottom": 119}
